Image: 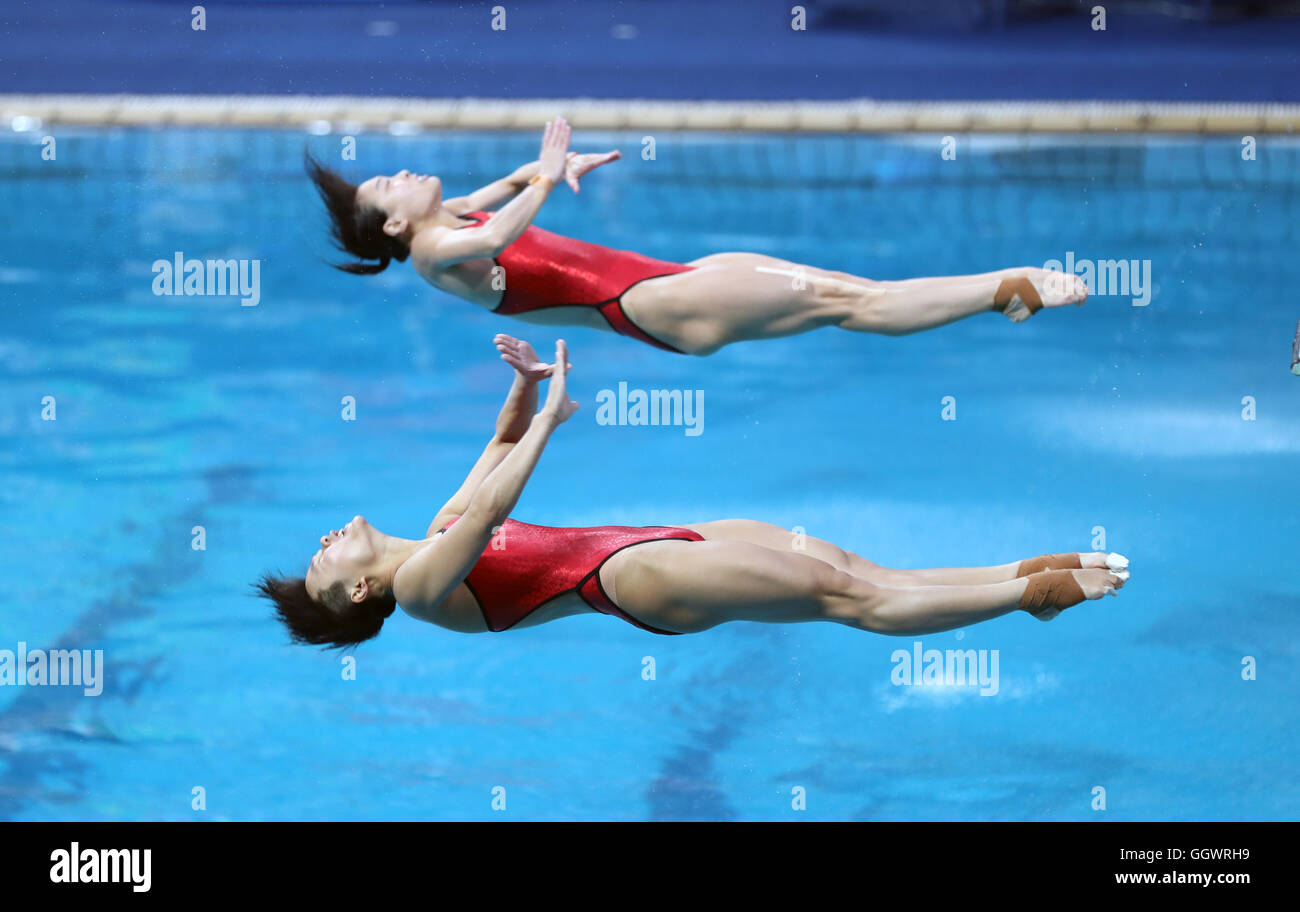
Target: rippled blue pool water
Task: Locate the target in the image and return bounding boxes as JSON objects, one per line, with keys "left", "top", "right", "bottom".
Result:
{"left": 1, "top": 128, "right": 1296, "bottom": 820}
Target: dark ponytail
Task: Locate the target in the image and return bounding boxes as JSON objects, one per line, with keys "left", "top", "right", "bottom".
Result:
{"left": 304, "top": 151, "right": 410, "bottom": 276}
{"left": 337, "top": 257, "right": 392, "bottom": 276}
{"left": 255, "top": 571, "right": 397, "bottom": 650}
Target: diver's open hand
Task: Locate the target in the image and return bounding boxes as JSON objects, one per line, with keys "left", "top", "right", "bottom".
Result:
{"left": 538, "top": 118, "right": 572, "bottom": 184}
{"left": 539, "top": 340, "right": 579, "bottom": 426}
{"left": 565, "top": 150, "right": 620, "bottom": 193}
{"left": 495, "top": 333, "right": 571, "bottom": 381}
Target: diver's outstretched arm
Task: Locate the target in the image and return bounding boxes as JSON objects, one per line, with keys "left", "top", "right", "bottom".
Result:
{"left": 428, "top": 335, "right": 569, "bottom": 532}
{"left": 399, "top": 341, "right": 578, "bottom": 608}
{"left": 413, "top": 119, "right": 572, "bottom": 269}
{"left": 448, "top": 147, "right": 622, "bottom": 212}
{"left": 446, "top": 160, "right": 544, "bottom": 212}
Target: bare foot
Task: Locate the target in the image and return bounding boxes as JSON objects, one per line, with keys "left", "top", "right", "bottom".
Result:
{"left": 1072, "top": 567, "right": 1127, "bottom": 599}
{"left": 996, "top": 268, "right": 1089, "bottom": 322}
{"left": 1080, "top": 551, "right": 1130, "bottom": 578}
{"left": 1024, "top": 566, "right": 1128, "bottom": 622}
{"left": 1019, "top": 551, "right": 1130, "bottom": 578}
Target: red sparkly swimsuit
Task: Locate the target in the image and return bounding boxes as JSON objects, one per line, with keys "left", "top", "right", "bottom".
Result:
{"left": 458, "top": 210, "right": 694, "bottom": 353}
{"left": 443, "top": 518, "right": 703, "bottom": 635}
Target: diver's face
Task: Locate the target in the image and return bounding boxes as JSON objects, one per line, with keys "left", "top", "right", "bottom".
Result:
{"left": 356, "top": 170, "right": 442, "bottom": 228}
{"left": 305, "top": 515, "right": 383, "bottom": 601}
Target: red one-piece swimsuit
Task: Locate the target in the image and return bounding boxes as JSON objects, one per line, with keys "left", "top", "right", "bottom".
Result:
{"left": 458, "top": 210, "right": 695, "bottom": 353}
{"left": 441, "top": 517, "right": 704, "bottom": 635}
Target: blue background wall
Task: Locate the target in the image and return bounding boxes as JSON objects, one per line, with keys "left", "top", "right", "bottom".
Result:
{"left": 2, "top": 0, "right": 1298, "bottom": 101}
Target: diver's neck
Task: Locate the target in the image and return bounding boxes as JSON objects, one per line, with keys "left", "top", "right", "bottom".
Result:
{"left": 374, "top": 535, "right": 427, "bottom": 588}
{"left": 408, "top": 206, "right": 461, "bottom": 239}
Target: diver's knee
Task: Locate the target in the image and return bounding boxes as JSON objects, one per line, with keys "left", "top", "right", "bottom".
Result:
{"left": 816, "top": 567, "right": 881, "bottom": 624}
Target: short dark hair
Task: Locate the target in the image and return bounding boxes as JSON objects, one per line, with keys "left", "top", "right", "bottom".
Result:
{"left": 304, "top": 150, "right": 411, "bottom": 275}
{"left": 255, "top": 572, "right": 396, "bottom": 650}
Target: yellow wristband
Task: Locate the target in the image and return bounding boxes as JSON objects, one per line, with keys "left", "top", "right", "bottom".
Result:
{"left": 528, "top": 174, "right": 555, "bottom": 191}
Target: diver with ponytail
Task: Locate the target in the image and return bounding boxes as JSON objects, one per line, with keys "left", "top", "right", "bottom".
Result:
{"left": 306, "top": 118, "right": 1089, "bottom": 356}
